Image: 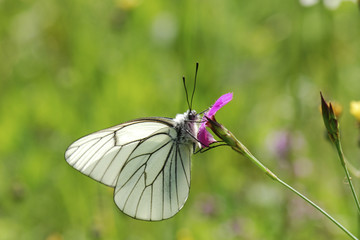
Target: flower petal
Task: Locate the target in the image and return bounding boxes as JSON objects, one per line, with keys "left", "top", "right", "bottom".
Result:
{"left": 197, "top": 92, "right": 233, "bottom": 148}
{"left": 207, "top": 93, "right": 233, "bottom": 118}
{"left": 198, "top": 122, "right": 216, "bottom": 147}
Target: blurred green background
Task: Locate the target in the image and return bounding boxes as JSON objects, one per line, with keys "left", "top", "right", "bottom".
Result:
{"left": 1, "top": 0, "right": 360, "bottom": 239}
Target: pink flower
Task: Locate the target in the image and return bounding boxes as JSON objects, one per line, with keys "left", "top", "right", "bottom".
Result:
{"left": 198, "top": 93, "right": 233, "bottom": 147}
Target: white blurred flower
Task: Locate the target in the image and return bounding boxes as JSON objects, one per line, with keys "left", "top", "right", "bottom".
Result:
{"left": 299, "top": 0, "right": 356, "bottom": 9}
{"left": 150, "top": 12, "right": 178, "bottom": 47}
{"left": 299, "top": 0, "right": 319, "bottom": 7}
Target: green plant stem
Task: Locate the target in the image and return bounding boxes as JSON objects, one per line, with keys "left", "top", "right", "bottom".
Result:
{"left": 333, "top": 140, "right": 360, "bottom": 214}
{"left": 358, "top": 211, "right": 360, "bottom": 240}
{"left": 345, "top": 157, "right": 360, "bottom": 179}
{"left": 208, "top": 119, "right": 357, "bottom": 239}
{"left": 234, "top": 143, "right": 358, "bottom": 239}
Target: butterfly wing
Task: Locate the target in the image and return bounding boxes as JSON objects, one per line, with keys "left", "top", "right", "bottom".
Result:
{"left": 65, "top": 117, "right": 192, "bottom": 221}
{"left": 114, "top": 138, "right": 192, "bottom": 220}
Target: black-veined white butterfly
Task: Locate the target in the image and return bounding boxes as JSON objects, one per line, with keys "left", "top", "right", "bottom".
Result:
{"left": 65, "top": 64, "right": 202, "bottom": 221}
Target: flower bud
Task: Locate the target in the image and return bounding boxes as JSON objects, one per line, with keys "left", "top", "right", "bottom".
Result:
{"left": 320, "top": 92, "right": 339, "bottom": 142}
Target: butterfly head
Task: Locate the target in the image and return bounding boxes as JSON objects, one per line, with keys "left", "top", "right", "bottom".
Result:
{"left": 173, "top": 110, "right": 200, "bottom": 146}
{"left": 174, "top": 110, "right": 200, "bottom": 124}
{"left": 187, "top": 110, "right": 199, "bottom": 121}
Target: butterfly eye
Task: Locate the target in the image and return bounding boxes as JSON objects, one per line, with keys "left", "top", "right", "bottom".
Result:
{"left": 187, "top": 110, "right": 198, "bottom": 121}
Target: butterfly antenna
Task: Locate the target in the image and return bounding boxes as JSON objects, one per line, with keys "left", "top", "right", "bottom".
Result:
{"left": 182, "top": 76, "right": 191, "bottom": 111}
{"left": 190, "top": 62, "right": 199, "bottom": 109}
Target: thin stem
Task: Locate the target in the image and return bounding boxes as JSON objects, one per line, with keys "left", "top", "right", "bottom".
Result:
{"left": 345, "top": 157, "right": 360, "bottom": 179}
{"left": 207, "top": 119, "right": 357, "bottom": 239}
{"left": 237, "top": 145, "right": 358, "bottom": 240}
{"left": 334, "top": 140, "right": 360, "bottom": 214}
{"left": 358, "top": 211, "right": 360, "bottom": 240}
{"left": 276, "top": 177, "right": 357, "bottom": 239}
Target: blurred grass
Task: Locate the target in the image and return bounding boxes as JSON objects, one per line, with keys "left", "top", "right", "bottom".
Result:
{"left": 1, "top": 0, "right": 360, "bottom": 239}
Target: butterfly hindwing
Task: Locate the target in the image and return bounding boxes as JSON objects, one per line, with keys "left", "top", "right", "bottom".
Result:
{"left": 114, "top": 135, "right": 192, "bottom": 220}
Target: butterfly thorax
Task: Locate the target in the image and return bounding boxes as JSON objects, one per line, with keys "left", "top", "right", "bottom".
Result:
{"left": 173, "top": 110, "right": 200, "bottom": 147}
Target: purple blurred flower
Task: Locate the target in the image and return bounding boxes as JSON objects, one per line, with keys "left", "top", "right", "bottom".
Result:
{"left": 267, "top": 131, "right": 292, "bottom": 160}
{"left": 197, "top": 93, "right": 233, "bottom": 147}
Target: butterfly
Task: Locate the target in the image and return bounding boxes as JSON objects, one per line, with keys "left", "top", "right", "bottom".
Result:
{"left": 65, "top": 64, "right": 201, "bottom": 221}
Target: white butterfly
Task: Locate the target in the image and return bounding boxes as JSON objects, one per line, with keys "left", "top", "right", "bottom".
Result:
{"left": 65, "top": 65, "right": 202, "bottom": 221}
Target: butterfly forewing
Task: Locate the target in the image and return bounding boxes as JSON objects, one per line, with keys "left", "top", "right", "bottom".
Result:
{"left": 65, "top": 119, "right": 174, "bottom": 187}
{"left": 65, "top": 117, "right": 194, "bottom": 221}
